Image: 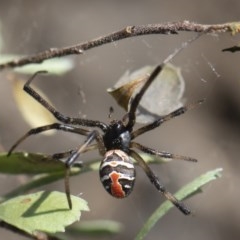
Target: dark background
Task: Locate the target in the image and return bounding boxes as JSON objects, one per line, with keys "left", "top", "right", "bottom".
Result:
{"left": 0, "top": 1, "right": 240, "bottom": 239}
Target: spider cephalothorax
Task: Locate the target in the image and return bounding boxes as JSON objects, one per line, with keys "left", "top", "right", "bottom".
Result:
{"left": 103, "top": 120, "right": 131, "bottom": 152}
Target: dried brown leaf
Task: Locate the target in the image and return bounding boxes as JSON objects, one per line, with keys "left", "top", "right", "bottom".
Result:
{"left": 108, "top": 63, "right": 185, "bottom": 123}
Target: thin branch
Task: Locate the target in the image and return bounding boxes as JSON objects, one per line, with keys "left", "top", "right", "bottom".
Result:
{"left": 0, "top": 221, "right": 61, "bottom": 240}
{"left": 222, "top": 45, "right": 240, "bottom": 52}
{"left": 0, "top": 21, "right": 239, "bottom": 70}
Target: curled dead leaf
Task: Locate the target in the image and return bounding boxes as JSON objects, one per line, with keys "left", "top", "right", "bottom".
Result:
{"left": 108, "top": 75, "right": 146, "bottom": 111}
{"left": 107, "top": 63, "right": 185, "bottom": 123}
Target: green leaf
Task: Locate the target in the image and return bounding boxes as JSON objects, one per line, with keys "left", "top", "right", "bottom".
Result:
{"left": 0, "top": 151, "right": 177, "bottom": 202}
{"left": 2, "top": 172, "right": 64, "bottom": 201}
{"left": 0, "top": 191, "right": 89, "bottom": 235}
{"left": 135, "top": 168, "right": 223, "bottom": 240}
{"left": 0, "top": 54, "right": 74, "bottom": 75}
{"left": 0, "top": 151, "right": 171, "bottom": 175}
{"left": 1, "top": 168, "right": 82, "bottom": 203}
{"left": 67, "top": 220, "right": 122, "bottom": 236}
{"left": 0, "top": 152, "right": 66, "bottom": 174}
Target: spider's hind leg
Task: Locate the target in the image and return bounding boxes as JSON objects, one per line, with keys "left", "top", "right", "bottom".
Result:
{"left": 129, "top": 149, "right": 191, "bottom": 215}
{"left": 52, "top": 144, "right": 98, "bottom": 162}
{"left": 131, "top": 142, "right": 198, "bottom": 162}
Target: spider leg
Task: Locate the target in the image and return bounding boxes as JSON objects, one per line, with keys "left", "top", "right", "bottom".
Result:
{"left": 64, "top": 130, "right": 104, "bottom": 209}
{"left": 8, "top": 123, "right": 90, "bottom": 155}
{"left": 51, "top": 144, "right": 98, "bottom": 168}
{"left": 52, "top": 144, "right": 98, "bottom": 160}
{"left": 126, "top": 35, "right": 202, "bottom": 131}
{"left": 129, "top": 149, "right": 191, "bottom": 215}
{"left": 126, "top": 65, "right": 163, "bottom": 130}
{"left": 52, "top": 149, "right": 84, "bottom": 168}
{"left": 130, "top": 142, "right": 197, "bottom": 162}
{"left": 131, "top": 99, "right": 205, "bottom": 139}
{"left": 24, "top": 71, "right": 108, "bottom": 131}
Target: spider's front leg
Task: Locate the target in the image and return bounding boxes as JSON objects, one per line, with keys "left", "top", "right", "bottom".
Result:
{"left": 23, "top": 71, "right": 108, "bottom": 131}
{"left": 126, "top": 65, "right": 163, "bottom": 130}
{"left": 131, "top": 99, "right": 205, "bottom": 139}
{"left": 129, "top": 149, "right": 191, "bottom": 215}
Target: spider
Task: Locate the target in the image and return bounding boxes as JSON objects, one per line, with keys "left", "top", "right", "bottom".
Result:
{"left": 8, "top": 46, "right": 203, "bottom": 216}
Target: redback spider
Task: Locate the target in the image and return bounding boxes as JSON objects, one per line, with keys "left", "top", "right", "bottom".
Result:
{"left": 8, "top": 35, "right": 204, "bottom": 215}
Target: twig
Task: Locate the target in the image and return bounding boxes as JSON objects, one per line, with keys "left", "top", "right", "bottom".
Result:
{"left": 0, "top": 221, "right": 61, "bottom": 240}
{"left": 0, "top": 21, "right": 238, "bottom": 70}
{"left": 222, "top": 45, "right": 240, "bottom": 52}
